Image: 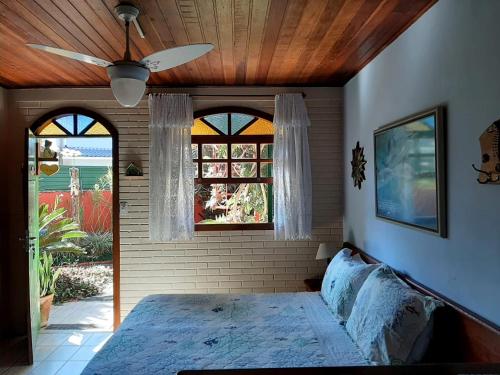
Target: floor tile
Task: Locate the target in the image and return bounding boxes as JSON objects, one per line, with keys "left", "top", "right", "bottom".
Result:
{"left": 70, "top": 346, "right": 99, "bottom": 361}
{"left": 4, "top": 366, "right": 33, "bottom": 375}
{"left": 33, "top": 345, "right": 57, "bottom": 362}
{"left": 84, "top": 333, "right": 112, "bottom": 349}
{"left": 59, "top": 332, "right": 93, "bottom": 347}
{"left": 55, "top": 361, "right": 88, "bottom": 375}
{"left": 45, "top": 346, "right": 79, "bottom": 361}
{"left": 28, "top": 361, "right": 65, "bottom": 375}
{"left": 36, "top": 333, "right": 70, "bottom": 346}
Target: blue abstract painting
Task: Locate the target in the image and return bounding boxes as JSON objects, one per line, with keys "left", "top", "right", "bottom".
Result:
{"left": 375, "top": 112, "right": 443, "bottom": 233}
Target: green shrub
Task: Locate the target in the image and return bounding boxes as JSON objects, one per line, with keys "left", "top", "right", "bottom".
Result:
{"left": 53, "top": 232, "right": 113, "bottom": 266}
{"left": 81, "top": 232, "right": 113, "bottom": 258}
{"left": 54, "top": 265, "right": 112, "bottom": 304}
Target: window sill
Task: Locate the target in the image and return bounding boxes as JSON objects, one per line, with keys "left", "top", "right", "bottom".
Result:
{"left": 195, "top": 223, "right": 274, "bottom": 231}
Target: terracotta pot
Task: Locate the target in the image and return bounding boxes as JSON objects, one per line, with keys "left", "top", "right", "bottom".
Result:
{"left": 40, "top": 294, "right": 54, "bottom": 328}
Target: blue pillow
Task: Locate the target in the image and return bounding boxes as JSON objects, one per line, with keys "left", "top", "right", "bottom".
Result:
{"left": 346, "top": 265, "right": 443, "bottom": 365}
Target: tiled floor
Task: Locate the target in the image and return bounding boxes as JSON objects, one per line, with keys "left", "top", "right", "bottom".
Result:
{"left": 4, "top": 330, "right": 112, "bottom": 375}
{"left": 48, "top": 283, "right": 113, "bottom": 331}
{"left": 49, "top": 298, "right": 113, "bottom": 331}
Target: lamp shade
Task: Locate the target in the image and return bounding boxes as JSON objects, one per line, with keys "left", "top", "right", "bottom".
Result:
{"left": 107, "top": 63, "right": 150, "bottom": 107}
{"left": 316, "top": 243, "right": 335, "bottom": 260}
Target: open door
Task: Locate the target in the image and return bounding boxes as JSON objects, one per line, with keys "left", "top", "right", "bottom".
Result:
{"left": 24, "top": 128, "right": 40, "bottom": 363}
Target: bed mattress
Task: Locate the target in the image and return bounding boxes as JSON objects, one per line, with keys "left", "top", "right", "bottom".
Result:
{"left": 82, "top": 292, "right": 368, "bottom": 374}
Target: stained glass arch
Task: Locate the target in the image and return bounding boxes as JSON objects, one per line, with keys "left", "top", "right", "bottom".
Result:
{"left": 31, "top": 108, "right": 115, "bottom": 137}
{"left": 192, "top": 107, "right": 274, "bottom": 136}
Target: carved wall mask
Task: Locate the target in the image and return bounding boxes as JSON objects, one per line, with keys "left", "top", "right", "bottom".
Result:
{"left": 472, "top": 121, "right": 500, "bottom": 184}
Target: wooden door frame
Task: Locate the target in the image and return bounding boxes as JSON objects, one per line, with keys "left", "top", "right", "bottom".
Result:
{"left": 31, "top": 107, "right": 120, "bottom": 330}
{"left": 23, "top": 128, "right": 35, "bottom": 364}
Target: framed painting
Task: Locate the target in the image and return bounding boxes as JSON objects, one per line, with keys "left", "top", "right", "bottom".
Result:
{"left": 374, "top": 107, "right": 446, "bottom": 237}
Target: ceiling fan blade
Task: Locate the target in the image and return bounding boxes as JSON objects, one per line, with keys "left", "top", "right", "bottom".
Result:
{"left": 27, "top": 44, "right": 112, "bottom": 68}
{"left": 141, "top": 44, "right": 214, "bottom": 72}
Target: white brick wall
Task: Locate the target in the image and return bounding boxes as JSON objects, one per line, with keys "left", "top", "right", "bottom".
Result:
{"left": 11, "top": 86, "right": 343, "bottom": 319}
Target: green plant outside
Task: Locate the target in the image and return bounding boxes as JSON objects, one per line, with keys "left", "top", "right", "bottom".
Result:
{"left": 54, "top": 265, "right": 112, "bottom": 304}
{"left": 39, "top": 252, "right": 61, "bottom": 297}
{"left": 54, "top": 232, "right": 113, "bottom": 266}
{"left": 39, "top": 195, "right": 87, "bottom": 255}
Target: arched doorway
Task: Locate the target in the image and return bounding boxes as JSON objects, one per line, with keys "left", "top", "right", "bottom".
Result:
{"left": 27, "top": 107, "right": 119, "bottom": 349}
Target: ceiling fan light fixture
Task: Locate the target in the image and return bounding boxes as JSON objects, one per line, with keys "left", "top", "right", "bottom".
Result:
{"left": 26, "top": 2, "right": 214, "bottom": 107}
{"left": 107, "top": 63, "right": 149, "bottom": 107}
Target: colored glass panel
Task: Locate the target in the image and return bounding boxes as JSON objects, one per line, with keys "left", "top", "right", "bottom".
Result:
{"left": 192, "top": 119, "right": 219, "bottom": 135}
{"left": 231, "top": 113, "right": 254, "bottom": 134}
{"left": 54, "top": 115, "right": 74, "bottom": 134}
{"left": 39, "top": 122, "right": 66, "bottom": 136}
{"left": 204, "top": 114, "right": 228, "bottom": 134}
{"left": 84, "top": 122, "right": 110, "bottom": 135}
{"left": 77, "top": 114, "right": 95, "bottom": 134}
{"left": 240, "top": 118, "right": 274, "bottom": 135}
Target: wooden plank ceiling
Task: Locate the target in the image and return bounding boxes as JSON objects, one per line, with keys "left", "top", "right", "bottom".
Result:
{"left": 0, "top": 0, "right": 436, "bottom": 88}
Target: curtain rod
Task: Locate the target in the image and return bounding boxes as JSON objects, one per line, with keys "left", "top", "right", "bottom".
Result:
{"left": 146, "top": 92, "right": 306, "bottom": 98}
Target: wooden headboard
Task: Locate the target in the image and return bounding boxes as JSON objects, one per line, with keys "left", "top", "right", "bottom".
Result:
{"left": 343, "top": 242, "right": 500, "bottom": 363}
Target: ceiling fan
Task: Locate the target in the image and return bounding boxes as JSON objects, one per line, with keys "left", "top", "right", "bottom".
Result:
{"left": 27, "top": 3, "right": 213, "bottom": 107}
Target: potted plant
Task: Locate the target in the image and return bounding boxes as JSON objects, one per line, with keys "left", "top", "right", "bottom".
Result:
{"left": 39, "top": 252, "right": 62, "bottom": 328}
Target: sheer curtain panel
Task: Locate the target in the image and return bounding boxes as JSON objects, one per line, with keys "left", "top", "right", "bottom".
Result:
{"left": 149, "top": 93, "right": 195, "bottom": 241}
{"left": 273, "top": 93, "right": 312, "bottom": 240}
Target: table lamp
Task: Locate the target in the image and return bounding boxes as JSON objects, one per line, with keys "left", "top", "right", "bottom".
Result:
{"left": 316, "top": 243, "right": 336, "bottom": 264}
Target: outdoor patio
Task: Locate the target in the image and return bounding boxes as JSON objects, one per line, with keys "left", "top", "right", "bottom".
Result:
{"left": 47, "top": 283, "right": 113, "bottom": 332}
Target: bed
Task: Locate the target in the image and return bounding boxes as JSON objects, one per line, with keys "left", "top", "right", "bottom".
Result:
{"left": 82, "top": 292, "right": 368, "bottom": 375}
{"left": 82, "top": 243, "right": 500, "bottom": 375}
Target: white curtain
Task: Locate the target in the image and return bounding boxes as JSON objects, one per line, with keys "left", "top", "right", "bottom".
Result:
{"left": 149, "top": 93, "right": 194, "bottom": 241}
{"left": 273, "top": 93, "right": 312, "bottom": 240}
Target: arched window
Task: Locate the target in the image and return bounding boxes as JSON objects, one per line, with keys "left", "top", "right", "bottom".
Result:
{"left": 193, "top": 108, "right": 274, "bottom": 230}
{"left": 31, "top": 109, "right": 113, "bottom": 137}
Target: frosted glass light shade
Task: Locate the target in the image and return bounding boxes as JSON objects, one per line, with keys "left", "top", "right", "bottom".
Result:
{"left": 316, "top": 243, "right": 335, "bottom": 260}
{"left": 111, "top": 78, "right": 146, "bottom": 107}
{"left": 107, "top": 64, "right": 150, "bottom": 107}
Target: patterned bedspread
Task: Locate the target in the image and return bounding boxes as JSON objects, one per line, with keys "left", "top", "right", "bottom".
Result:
{"left": 82, "top": 293, "right": 368, "bottom": 375}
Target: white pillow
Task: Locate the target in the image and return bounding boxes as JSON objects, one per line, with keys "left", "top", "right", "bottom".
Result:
{"left": 321, "top": 249, "right": 376, "bottom": 323}
{"left": 328, "top": 260, "right": 377, "bottom": 322}
{"left": 346, "top": 265, "right": 443, "bottom": 365}
{"left": 321, "top": 248, "right": 350, "bottom": 302}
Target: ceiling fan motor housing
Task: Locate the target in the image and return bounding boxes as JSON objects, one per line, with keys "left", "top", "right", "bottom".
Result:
{"left": 115, "top": 3, "right": 140, "bottom": 22}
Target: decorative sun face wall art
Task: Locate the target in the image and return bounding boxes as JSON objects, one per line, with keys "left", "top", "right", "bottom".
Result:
{"left": 374, "top": 106, "right": 447, "bottom": 238}
{"left": 351, "top": 141, "right": 367, "bottom": 189}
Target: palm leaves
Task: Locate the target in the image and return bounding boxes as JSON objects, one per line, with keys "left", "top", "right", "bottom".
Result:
{"left": 39, "top": 196, "right": 86, "bottom": 255}
{"left": 39, "top": 252, "right": 62, "bottom": 297}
